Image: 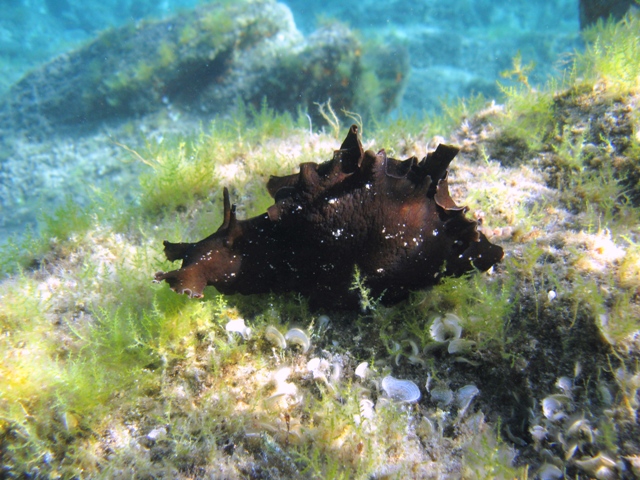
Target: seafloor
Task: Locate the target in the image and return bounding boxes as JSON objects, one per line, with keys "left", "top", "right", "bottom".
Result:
{"left": 1, "top": 2, "right": 640, "bottom": 480}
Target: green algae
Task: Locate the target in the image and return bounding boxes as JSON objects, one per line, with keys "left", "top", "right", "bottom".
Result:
{"left": 576, "top": 14, "right": 640, "bottom": 93}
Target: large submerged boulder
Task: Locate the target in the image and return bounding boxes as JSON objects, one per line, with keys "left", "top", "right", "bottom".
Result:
{"left": 0, "top": 0, "right": 407, "bottom": 138}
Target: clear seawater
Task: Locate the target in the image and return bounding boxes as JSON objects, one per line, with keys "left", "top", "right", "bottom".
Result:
{"left": 0, "top": 0, "right": 579, "bottom": 245}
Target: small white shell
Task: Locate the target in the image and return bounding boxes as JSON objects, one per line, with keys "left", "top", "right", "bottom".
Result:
{"left": 429, "top": 313, "right": 462, "bottom": 342}
{"left": 564, "top": 417, "right": 594, "bottom": 459}
{"left": 407, "top": 355, "right": 426, "bottom": 367}
{"left": 597, "top": 382, "right": 613, "bottom": 406}
{"left": 566, "top": 417, "right": 592, "bottom": 441}
{"left": 267, "top": 381, "right": 299, "bottom": 408}
{"left": 359, "top": 399, "right": 375, "bottom": 420}
{"left": 306, "top": 357, "right": 330, "bottom": 380}
{"left": 146, "top": 427, "right": 167, "bottom": 442}
{"left": 284, "top": 328, "right": 310, "bottom": 353}
{"left": 264, "top": 326, "right": 286, "bottom": 349}
{"left": 273, "top": 367, "right": 292, "bottom": 384}
{"left": 447, "top": 338, "right": 475, "bottom": 354}
{"left": 381, "top": 375, "right": 421, "bottom": 403}
{"left": 574, "top": 361, "right": 582, "bottom": 378}
{"left": 625, "top": 455, "right": 640, "bottom": 478}
{"left": 452, "top": 357, "right": 480, "bottom": 367}
{"left": 355, "top": 362, "right": 369, "bottom": 380}
{"left": 306, "top": 357, "right": 321, "bottom": 372}
{"left": 574, "top": 452, "right": 617, "bottom": 478}
{"left": 530, "top": 425, "right": 547, "bottom": 442}
{"left": 555, "top": 376, "right": 573, "bottom": 395}
{"left": 225, "top": 318, "right": 251, "bottom": 339}
{"left": 417, "top": 416, "right": 435, "bottom": 438}
{"left": 537, "top": 463, "right": 563, "bottom": 480}
{"left": 456, "top": 384, "right": 479, "bottom": 417}
{"left": 317, "top": 315, "right": 330, "bottom": 329}
{"left": 268, "top": 367, "right": 298, "bottom": 405}
{"left": 330, "top": 361, "right": 342, "bottom": 384}
{"left": 542, "top": 394, "right": 572, "bottom": 421}
{"left": 430, "top": 385, "right": 454, "bottom": 406}
{"left": 272, "top": 381, "right": 298, "bottom": 398}
{"left": 404, "top": 339, "right": 420, "bottom": 356}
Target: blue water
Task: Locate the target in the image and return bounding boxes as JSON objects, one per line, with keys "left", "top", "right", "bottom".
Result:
{"left": 0, "top": 0, "right": 580, "bottom": 246}
{"left": 0, "top": 0, "right": 579, "bottom": 101}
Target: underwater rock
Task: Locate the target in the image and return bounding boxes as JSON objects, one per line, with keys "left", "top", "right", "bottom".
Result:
{"left": 0, "top": 0, "right": 399, "bottom": 138}
{"left": 155, "top": 125, "right": 503, "bottom": 308}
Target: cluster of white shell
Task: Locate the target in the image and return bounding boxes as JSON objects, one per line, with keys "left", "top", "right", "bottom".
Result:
{"left": 303, "top": 360, "right": 479, "bottom": 434}
{"left": 304, "top": 358, "right": 425, "bottom": 434}
{"left": 387, "top": 313, "right": 477, "bottom": 369}
{"left": 228, "top": 311, "right": 640, "bottom": 477}
{"left": 224, "top": 320, "right": 313, "bottom": 410}
{"left": 529, "top": 371, "right": 628, "bottom": 479}
{"left": 305, "top": 357, "right": 424, "bottom": 405}
{"left": 317, "top": 315, "right": 478, "bottom": 411}
{"left": 230, "top": 314, "right": 482, "bottom": 450}
{"left": 264, "top": 326, "right": 311, "bottom": 353}
{"left": 306, "top": 356, "right": 343, "bottom": 387}
{"left": 425, "top": 379, "right": 480, "bottom": 420}
{"left": 225, "top": 319, "right": 313, "bottom": 354}
{"left": 429, "top": 313, "right": 476, "bottom": 355}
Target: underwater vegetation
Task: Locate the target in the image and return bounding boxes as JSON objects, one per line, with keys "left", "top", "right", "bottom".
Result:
{"left": 156, "top": 125, "right": 503, "bottom": 308}
{"left": 1, "top": 10, "right": 640, "bottom": 480}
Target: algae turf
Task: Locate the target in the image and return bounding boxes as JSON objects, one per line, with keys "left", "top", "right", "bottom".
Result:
{"left": 2, "top": 14, "right": 640, "bottom": 479}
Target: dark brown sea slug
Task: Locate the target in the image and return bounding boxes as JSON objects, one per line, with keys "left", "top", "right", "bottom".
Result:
{"left": 155, "top": 125, "right": 504, "bottom": 308}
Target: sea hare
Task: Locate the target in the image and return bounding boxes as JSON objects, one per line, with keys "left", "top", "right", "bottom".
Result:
{"left": 155, "top": 125, "right": 503, "bottom": 308}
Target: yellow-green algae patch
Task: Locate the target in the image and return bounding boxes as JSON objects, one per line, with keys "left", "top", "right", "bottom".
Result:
{"left": 2, "top": 14, "right": 640, "bottom": 478}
